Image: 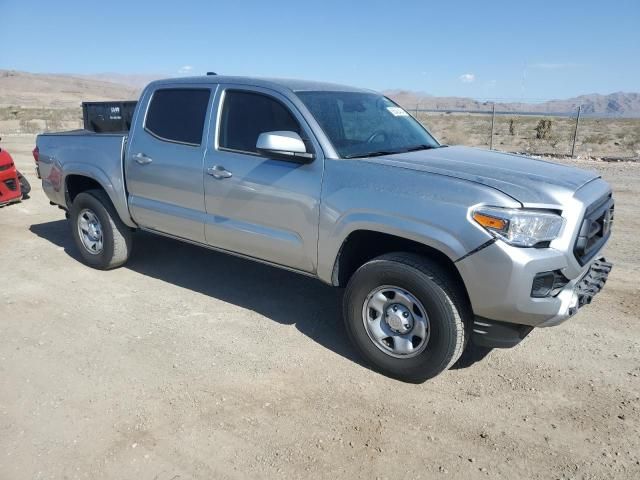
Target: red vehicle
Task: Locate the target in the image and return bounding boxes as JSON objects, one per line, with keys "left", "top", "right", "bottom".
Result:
{"left": 0, "top": 137, "right": 30, "bottom": 207}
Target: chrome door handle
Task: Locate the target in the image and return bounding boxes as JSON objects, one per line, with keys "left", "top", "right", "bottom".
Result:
{"left": 133, "top": 152, "right": 153, "bottom": 165}
{"left": 207, "top": 165, "right": 233, "bottom": 179}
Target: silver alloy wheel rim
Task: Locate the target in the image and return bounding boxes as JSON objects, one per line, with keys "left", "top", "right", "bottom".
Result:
{"left": 362, "top": 285, "right": 430, "bottom": 358}
{"left": 77, "top": 208, "right": 104, "bottom": 255}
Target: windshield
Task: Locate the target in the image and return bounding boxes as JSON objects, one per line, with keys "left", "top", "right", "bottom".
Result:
{"left": 296, "top": 91, "right": 440, "bottom": 158}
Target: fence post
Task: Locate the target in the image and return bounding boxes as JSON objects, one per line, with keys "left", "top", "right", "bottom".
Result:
{"left": 415, "top": 103, "right": 419, "bottom": 119}
{"left": 489, "top": 103, "right": 496, "bottom": 149}
{"left": 571, "top": 105, "right": 581, "bottom": 158}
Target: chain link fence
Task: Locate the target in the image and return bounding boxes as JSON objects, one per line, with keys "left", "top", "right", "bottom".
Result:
{"left": 410, "top": 106, "right": 640, "bottom": 160}
{"left": 2, "top": 104, "right": 639, "bottom": 160}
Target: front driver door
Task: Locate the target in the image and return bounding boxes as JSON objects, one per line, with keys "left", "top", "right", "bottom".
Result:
{"left": 203, "top": 86, "right": 324, "bottom": 273}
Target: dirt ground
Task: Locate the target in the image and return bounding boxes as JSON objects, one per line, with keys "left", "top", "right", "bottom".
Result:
{"left": 1, "top": 134, "right": 639, "bottom": 480}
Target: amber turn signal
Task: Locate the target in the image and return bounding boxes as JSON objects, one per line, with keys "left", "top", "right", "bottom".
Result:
{"left": 472, "top": 211, "right": 507, "bottom": 230}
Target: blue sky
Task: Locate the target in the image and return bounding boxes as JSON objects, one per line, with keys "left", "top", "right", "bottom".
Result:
{"left": 2, "top": 0, "right": 638, "bottom": 100}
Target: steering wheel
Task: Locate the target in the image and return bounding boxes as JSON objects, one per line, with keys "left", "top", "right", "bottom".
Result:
{"left": 366, "top": 130, "right": 387, "bottom": 144}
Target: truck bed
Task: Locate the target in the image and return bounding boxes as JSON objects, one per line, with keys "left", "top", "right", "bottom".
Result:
{"left": 36, "top": 131, "right": 134, "bottom": 227}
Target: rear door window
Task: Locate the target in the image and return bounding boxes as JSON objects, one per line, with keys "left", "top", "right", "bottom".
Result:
{"left": 219, "top": 90, "right": 301, "bottom": 154}
{"left": 145, "top": 88, "right": 211, "bottom": 145}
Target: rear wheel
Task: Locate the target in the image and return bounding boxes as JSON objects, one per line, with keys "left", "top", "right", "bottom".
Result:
{"left": 343, "top": 252, "right": 470, "bottom": 383}
{"left": 70, "top": 190, "right": 132, "bottom": 269}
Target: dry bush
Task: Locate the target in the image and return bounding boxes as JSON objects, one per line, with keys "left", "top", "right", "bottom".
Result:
{"left": 535, "top": 119, "right": 552, "bottom": 139}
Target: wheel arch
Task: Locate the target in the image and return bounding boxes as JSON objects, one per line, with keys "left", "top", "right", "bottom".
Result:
{"left": 331, "top": 229, "right": 470, "bottom": 304}
{"left": 63, "top": 165, "right": 136, "bottom": 228}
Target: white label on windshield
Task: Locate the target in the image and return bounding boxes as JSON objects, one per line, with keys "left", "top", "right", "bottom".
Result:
{"left": 387, "top": 106, "right": 409, "bottom": 117}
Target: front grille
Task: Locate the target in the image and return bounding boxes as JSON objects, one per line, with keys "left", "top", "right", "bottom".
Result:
{"left": 3, "top": 178, "right": 17, "bottom": 191}
{"left": 574, "top": 194, "right": 614, "bottom": 266}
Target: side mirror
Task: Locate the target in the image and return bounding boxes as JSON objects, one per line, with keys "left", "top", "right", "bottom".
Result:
{"left": 256, "top": 131, "right": 315, "bottom": 163}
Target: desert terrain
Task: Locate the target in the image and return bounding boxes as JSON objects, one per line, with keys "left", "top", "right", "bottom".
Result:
{"left": 1, "top": 133, "right": 639, "bottom": 479}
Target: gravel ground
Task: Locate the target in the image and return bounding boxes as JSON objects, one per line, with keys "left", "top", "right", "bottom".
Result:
{"left": 1, "top": 135, "right": 639, "bottom": 479}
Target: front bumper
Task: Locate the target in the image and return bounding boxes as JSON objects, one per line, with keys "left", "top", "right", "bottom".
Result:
{"left": 469, "top": 257, "right": 612, "bottom": 347}
{"left": 456, "top": 237, "right": 612, "bottom": 328}
{"left": 0, "top": 169, "right": 22, "bottom": 206}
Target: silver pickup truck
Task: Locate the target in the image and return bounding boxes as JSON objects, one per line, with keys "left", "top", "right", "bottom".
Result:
{"left": 35, "top": 75, "right": 614, "bottom": 382}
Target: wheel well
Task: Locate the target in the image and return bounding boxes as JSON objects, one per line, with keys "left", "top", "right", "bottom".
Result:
{"left": 65, "top": 175, "right": 104, "bottom": 207}
{"left": 333, "top": 230, "right": 466, "bottom": 291}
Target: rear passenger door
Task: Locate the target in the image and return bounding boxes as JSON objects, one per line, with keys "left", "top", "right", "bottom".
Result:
{"left": 126, "top": 86, "right": 213, "bottom": 243}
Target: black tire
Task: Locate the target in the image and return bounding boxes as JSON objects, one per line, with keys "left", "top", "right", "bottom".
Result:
{"left": 17, "top": 171, "right": 31, "bottom": 199}
{"left": 343, "top": 252, "right": 470, "bottom": 383}
{"left": 69, "top": 190, "right": 132, "bottom": 269}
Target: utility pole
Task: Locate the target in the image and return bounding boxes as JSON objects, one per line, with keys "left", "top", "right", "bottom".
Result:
{"left": 489, "top": 103, "right": 496, "bottom": 149}
{"left": 571, "top": 105, "right": 581, "bottom": 158}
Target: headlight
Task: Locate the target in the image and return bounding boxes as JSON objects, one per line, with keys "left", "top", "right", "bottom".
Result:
{"left": 472, "top": 207, "right": 564, "bottom": 247}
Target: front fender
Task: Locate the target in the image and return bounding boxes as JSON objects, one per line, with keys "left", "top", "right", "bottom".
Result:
{"left": 316, "top": 159, "right": 520, "bottom": 284}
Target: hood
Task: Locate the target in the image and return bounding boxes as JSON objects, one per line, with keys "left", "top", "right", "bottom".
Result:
{"left": 363, "top": 146, "right": 600, "bottom": 206}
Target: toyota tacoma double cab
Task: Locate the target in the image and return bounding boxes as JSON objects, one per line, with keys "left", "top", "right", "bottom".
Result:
{"left": 34, "top": 75, "right": 614, "bottom": 382}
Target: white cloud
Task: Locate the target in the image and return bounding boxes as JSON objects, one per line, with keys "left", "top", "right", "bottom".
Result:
{"left": 178, "top": 65, "right": 194, "bottom": 74}
{"left": 459, "top": 73, "right": 475, "bottom": 83}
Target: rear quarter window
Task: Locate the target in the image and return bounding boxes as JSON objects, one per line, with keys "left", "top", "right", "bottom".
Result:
{"left": 145, "top": 88, "right": 211, "bottom": 145}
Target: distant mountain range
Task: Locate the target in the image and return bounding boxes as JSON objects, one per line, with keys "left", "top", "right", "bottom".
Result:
{"left": 0, "top": 70, "right": 138, "bottom": 108}
{"left": 1, "top": 70, "right": 639, "bottom": 117}
{"left": 385, "top": 90, "right": 640, "bottom": 117}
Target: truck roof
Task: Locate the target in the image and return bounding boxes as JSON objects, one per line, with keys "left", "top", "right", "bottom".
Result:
{"left": 148, "top": 75, "right": 373, "bottom": 94}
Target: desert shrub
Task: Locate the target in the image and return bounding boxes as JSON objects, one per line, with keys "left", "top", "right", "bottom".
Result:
{"left": 535, "top": 119, "right": 552, "bottom": 140}
{"left": 508, "top": 118, "right": 516, "bottom": 136}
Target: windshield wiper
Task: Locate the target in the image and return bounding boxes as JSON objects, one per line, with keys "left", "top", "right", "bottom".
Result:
{"left": 345, "top": 144, "right": 443, "bottom": 159}
{"left": 344, "top": 150, "right": 400, "bottom": 159}
{"left": 402, "top": 144, "right": 437, "bottom": 152}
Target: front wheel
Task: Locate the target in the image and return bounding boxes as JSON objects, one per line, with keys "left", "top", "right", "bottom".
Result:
{"left": 343, "top": 253, "right": 470, "bottom": 383}
{"left": 70, "top": 190, "right": 132, "bottom": 269}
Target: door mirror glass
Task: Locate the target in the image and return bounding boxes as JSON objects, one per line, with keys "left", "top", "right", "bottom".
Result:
{"left": 256, "top": 131, "right": 314, "bottom": 163}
